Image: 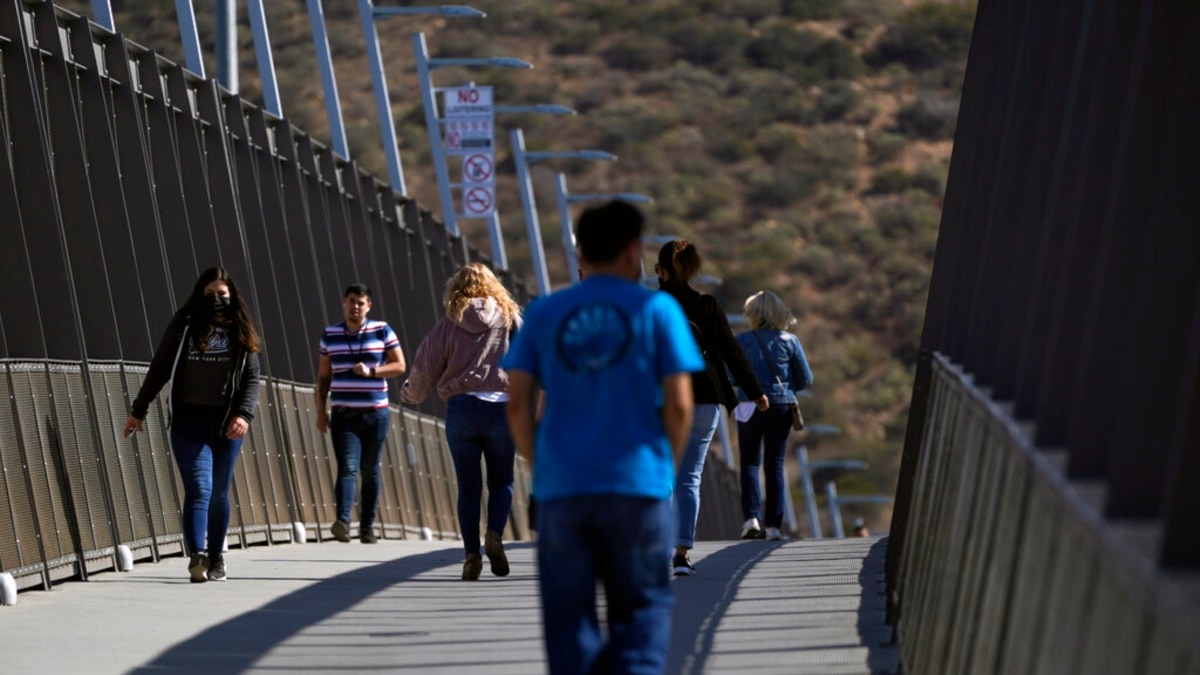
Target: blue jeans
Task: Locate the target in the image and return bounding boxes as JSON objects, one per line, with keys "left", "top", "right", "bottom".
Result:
{"left": 737, "top": 406, "right": 792, "bottom": 528}
{"left": 444, "top": 395, "right": 516, "bottom": 555}
{"left": 672, "top": 403, "right": 720, "bottom": 549}
{"left": 330, "top": 407, "right": 390, "bottom": 527}
{"left": 170, "top": 412, "right": 244, "bottom": 556}
{"left": 537, "top": 495, "right": 674, "bottom": 675}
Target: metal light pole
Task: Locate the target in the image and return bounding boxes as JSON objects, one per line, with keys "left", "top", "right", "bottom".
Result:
{"left": 415, "top": 34, "right": 532, "bottom": 239}
{"left": 796, "top": 423, "right": 843, "bottom": 538}
{"left": 485, "top": 105, "right": 577, "bottom": 272}
{"left": 247, "top": 0, "right": 283, "bottom": 116}
{"left": 307, "top": 0, "right": 349, "bottom": 158}
{"left": 216, "top": 0, "right": 237, "bottom": 92}
{"left": 554, "top": 175, "right": 651, "bottom": 284}
{"left": 360, "top": 3, "right": 486, "bottom": 195}
{"left": 511, "top": 137, "right": 615, "bottom": 295}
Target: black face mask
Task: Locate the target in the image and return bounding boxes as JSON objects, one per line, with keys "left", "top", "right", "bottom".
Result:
{"left": 208, "top": 294, "right": 231, "bottom": 314}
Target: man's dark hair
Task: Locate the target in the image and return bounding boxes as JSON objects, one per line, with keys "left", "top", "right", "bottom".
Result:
{"left": 344, "top": 283, "right": 372, "bottom": 299}
{"left": 575, "top": 200, "right": 644, "bottom": 264}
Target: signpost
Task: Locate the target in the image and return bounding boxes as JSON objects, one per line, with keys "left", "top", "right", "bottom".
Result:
{"left": 442, "top": 85, "right": 495, "bottom": 218}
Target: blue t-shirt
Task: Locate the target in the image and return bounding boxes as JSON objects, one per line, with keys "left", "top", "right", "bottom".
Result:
{"left": 500, "top": 275, "right": 705, "bottom": 501}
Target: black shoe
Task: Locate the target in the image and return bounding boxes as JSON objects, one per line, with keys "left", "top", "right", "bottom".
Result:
{"left": 359, "top": 527, "right": 378, "bottom": 544}
{"left": 484, "top": 529, "right": 509, "bottom": 577}
{"left": 672, "top": 554, "right": 696, "bottom": 577}
{"left": 331, "top": 519, "right": 351, "bottom": 543}
{"left": 207, "top": 552, "right": 228, "bottom": 581}
{"left": 188, "top": 554, "right": 209, "bottom": 583}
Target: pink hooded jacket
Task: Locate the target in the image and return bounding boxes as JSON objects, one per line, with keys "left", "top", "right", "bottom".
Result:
{"left": 400, "top": 296, "right": 518, "bottom": 403}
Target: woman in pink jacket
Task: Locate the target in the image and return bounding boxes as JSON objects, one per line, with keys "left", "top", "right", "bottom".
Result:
{"left": 401, "top": 263, "right": 521, "bottom": 581}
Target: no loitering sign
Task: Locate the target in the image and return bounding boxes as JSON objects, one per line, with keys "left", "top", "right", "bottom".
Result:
{"left": 443, "top": 86, "right": 495, "bottom": 217}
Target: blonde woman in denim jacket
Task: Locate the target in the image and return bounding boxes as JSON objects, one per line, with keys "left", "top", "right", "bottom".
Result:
{"left": 734, "top": 291, "right": 813, "bottom": 541}
{"left": 401, "top": 263, "right": 521, "bottom": 580}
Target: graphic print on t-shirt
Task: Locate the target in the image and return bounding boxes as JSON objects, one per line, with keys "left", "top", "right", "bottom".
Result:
{"left": 188, "top": 327, "right": 231, "bottom": 361}
{"left": 555, "top": 302, "right": 632, "bottom": 372}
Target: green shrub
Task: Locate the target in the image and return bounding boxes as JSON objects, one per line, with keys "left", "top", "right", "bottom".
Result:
{"left": 552, "top": 25, "right": 602, "bottom": 56}
{"left": 871, "top": 2, "right": 977, "bottom": 70}
{"left": 721, "top": 0, "right": 782, "bottom": 23}
{"left": 893, "top": 97, "right": 959, "bottom": 139}
{"left": 816, "top": 81, "right": 861, "bottom": 122}
{"left": 667, "top": 19, "right": 753, "bottom": 71}
{"left": 874, "top": 201, "right": 942, "bottom": 239}
{"left": 806, "top": 125, "right": 864, "bottom": 171}
{"left": 747, "top": 167, "right": 823, "bottom": 208}
{"left": 746, "top": 24, "right": 866, "bottom": 84}
{"left": 755, "top": 124, "right": 806, "bottom": 164}
{"left": 868, "top": 131, "right": 908, "bottom": 162}
{"left": 602, "top": 35, "right": 673, "bottom": 71}
{"left": 870, "top": 167, "right": 914, "bottom": 194}
{"left": 782, "top": 0, "right": 847, "bottom": 20}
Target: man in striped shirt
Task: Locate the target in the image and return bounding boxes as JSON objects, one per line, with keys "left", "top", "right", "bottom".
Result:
{"left": 316, "top": 283, "right": 407, "bottom": 544}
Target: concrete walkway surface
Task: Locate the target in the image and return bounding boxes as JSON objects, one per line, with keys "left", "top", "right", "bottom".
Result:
{"left": 0, "top": 536, "right": 898, "bottom": 674}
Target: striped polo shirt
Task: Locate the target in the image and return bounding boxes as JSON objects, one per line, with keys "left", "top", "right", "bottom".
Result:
{"left": 319, "top": 320, "right": 400, "bottom": 408}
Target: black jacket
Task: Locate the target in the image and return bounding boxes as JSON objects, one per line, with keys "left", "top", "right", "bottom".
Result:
{"left": 131, "top": 308, "right": 261, "bottom": 428}
{"left": 660, "top": 280, "right": 765, "bottom": 412}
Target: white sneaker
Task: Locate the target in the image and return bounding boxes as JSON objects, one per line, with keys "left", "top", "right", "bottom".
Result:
{"left": 741, "top": 518, "right": 762, "bottom": 540}
{"left": 765, "top": 527, "right": 784, "bottom": 541}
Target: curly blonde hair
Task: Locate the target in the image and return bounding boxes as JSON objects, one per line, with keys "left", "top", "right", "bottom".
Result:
{"left": 444, "top": 263, "right": 520, "bottom": 327}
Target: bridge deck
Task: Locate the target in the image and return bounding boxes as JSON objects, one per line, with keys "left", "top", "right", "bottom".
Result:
{"left": 1, "top": 537, "right": 897, "bottom": 674}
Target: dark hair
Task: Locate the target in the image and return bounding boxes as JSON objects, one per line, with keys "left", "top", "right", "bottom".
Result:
{"left": 344, "top": 283, "right": 372, "bottom": 299}
{"left": 575, "top": 200, "right": 644, "bottom": 264}
{"left": 656, "top": 240, "right": 702, "bottom": 283}
{"left": 186, "top": 266, "right": 261, "bottom": 352}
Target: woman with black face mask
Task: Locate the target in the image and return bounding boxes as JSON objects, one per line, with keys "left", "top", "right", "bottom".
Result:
{"left": 124, "top": 267, "right": 262, "bottom": 584}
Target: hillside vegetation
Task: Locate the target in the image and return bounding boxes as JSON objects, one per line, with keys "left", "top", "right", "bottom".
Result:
{"left": 64, "top": 0, "right": 976, "bottom": 530}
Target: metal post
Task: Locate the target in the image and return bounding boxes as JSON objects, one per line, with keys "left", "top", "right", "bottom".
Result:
{"left": 175, "top": 0, "right": 206, "bottom": 78}
{"left": 486, "top": 212, "right": 509, "bottom": 271}
{"left": 247, "top": 0, "right": 282, "bottom": 116}
{"left": 413, "top": 33, "right": 460, "bottom": 238}
{"left": 360, "top": 0, "right": 407, "bottom": 195}
{"left": 554, "top": 173, "right": 581, "bottom": 283}
{"left": 91, "top": 0, "right": 115, "bottom": 31}
{"left": 798, "top": 445, "right": 822, "bottom": 538}
{"left": 511, "top": 128, "right": 551, "bottom": 296}
{"left": 215, "top": 0, "right": 237, "bottom": 92}
{"left": 826, "top": 481, "right": 845, "bottom": 538}
{"left": 306, "top": 0, "right": 349, "bottom": 158}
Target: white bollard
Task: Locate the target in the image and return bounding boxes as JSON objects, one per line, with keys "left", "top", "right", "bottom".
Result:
{"left": 0, "top": 573, "right": 17, "bottom": 606}
{"left": 420, "top": 527, "right": 434, "bottom": 541}
{"left": 291, "top": 522, "right": 307, "bottom": 543}
{"left": 116, "top": 544, "right": 134, "bottom": 572}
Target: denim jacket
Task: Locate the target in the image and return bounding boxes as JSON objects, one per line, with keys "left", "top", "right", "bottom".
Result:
{"left": 733, "top": 328, "right": 813, "bottom": 405}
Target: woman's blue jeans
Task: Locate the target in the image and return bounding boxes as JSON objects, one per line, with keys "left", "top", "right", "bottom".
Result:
{"left": 330, "top": 407, "right": 390, "bottom": 527}
{"left": 737, "top": 405, "right": 792, "bottom": 528}
{"left": 170, "top": 414, "right": 244, "bottom": 556}
{"left": 444, "top": 395, "right": 516, "bottom": 555}
{"left": 673, "top": 403, "right": 720, "bottom": 549}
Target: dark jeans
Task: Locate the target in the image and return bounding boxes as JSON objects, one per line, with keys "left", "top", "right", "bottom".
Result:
{"left": 737, "top": 405, "right": 792, "bottom": 528}
{"left": 330, "top": 406, "right": 390, "bottom": 527}
{"left": 170, "top": 412, "right": 244, "bottom": 556}
{"left": 444, "top": 395, "right": 516, "bottom": 555}
{"left": 537, "top": 495, "right": 674, "bottom": 675}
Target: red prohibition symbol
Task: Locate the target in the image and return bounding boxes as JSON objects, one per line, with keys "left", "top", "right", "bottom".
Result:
{"left": 465, "top": 186, "right": 493, "bottom": 214}
{"left": 464, "top": 154, "right": 494, "bottom": 182}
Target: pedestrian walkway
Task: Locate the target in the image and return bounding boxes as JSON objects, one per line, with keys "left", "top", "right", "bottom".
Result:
{"left": 1, "top": 537, "right": 897, "bottom": 674}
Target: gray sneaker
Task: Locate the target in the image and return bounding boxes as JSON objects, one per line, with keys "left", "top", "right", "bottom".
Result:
{"left": 331, "top": 519, "right": 351, "bottom": 543}
{"left": 188, "top": 554, "right": 209, "bottom": 583}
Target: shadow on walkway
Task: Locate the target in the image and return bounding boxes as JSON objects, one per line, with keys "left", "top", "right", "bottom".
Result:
{"left": 129, "top": 547, "right": 462, "bottom": 673}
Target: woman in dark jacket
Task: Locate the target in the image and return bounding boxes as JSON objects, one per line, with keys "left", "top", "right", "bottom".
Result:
{"left": 123, "top": 267, "right": 262, "bottom": 584}
{"left": 656, "top": 241, "right": 768, "bottom": 576}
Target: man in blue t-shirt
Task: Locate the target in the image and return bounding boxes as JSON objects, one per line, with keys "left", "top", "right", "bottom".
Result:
{"left": 504, "top": 200, "right": 704, "bottom": 674}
